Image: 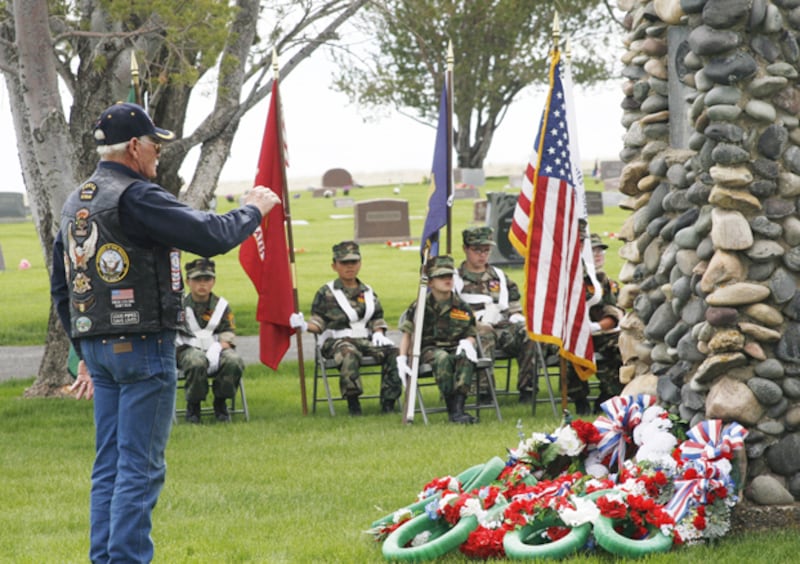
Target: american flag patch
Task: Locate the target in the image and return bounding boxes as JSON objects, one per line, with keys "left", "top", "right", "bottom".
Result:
{"left": 111, "top": 288, "right": 135, "bottom": 308}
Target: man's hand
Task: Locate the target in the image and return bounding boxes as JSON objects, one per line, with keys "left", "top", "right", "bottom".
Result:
{"left": 69, "top": 360, "right": 94, "bottom": 400}
{"left": 371, "top": 332, "right": 394, "bottom": 347}
{"left": 289, "top": 312, "right": 308, "bottom": 332}
{"left": 396, "top": 355, "right": 413, "bottom": 388}
{"left": 244, "top": 186, "right": 281, "bottom": 217}
{"left": 456, "top": 339, "right": 478, "bottom": 362}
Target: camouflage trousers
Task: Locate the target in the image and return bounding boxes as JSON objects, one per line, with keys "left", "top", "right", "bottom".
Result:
{"left": 477, "top": 321, "right": 537, "bottom": 393}
{"left": 566, "top": 332, "right": 623, "bottom": 412}
{"left": 178, "top": 346, "right": 244, "bottom": 403}
{"left": 321, "top": 338, "right": 402, "bottom": 402}
{"left": 420, "top": 346, "right": 475, "bottom": 397}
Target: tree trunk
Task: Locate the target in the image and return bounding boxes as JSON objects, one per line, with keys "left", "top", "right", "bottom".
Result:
{"left": 24, "top": 306, "right": 72, "bottom": 398}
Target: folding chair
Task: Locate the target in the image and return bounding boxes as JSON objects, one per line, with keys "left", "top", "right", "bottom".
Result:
{"left": 412, "top": 349, "right": 502, "bottom": 424}
{"left": 174, "top": 370, "right": 249, "bottom": 422}
{"left": 311, "top": 336, "right": 383, "bottom": 415}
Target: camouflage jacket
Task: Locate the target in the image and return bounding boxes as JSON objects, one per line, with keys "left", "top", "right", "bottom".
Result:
{"left": 179, "top": 292, "right": 236, "bottom": 347}
{"left": 400, "top": 292, "right": 477, "bottom": 350}
{"left": 310, "top": 278, "right": 388, "bottom": 333}
{"left": 455, "top": 263, "right": 523, "bottom": 317}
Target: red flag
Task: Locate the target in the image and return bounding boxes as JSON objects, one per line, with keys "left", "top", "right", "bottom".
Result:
{"left": 508, "top": 50, "right": 595, "bottom": 379}
{"left": 239, "top": 80, "right": 293, "bottom": 369}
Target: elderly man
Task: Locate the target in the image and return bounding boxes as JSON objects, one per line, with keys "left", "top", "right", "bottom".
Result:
{"left": 51, "top": 102, "right": 280, "bottom": 562}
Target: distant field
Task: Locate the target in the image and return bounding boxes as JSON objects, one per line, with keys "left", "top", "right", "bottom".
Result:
{"left": 0, "top": 177, "right": 627, "bottom": 346}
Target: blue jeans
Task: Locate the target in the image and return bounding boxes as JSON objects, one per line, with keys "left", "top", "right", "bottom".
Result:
{"left": 80, "top": 331, "right": 177, "bottom": 564}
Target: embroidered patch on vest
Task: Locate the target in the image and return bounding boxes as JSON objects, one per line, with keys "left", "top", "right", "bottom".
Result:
{"left": 75, "top": 316, "right": 92, "bottom": 333}
{"left": 111, "top": 288, "right": 135, "bottom": 309}
{"left": 96, "top": 243, "right": 130, "bottom": 283}
{"left": 79, "top": 182, "right": 97, "bottom": 201}
{"left": 110, "top": 311, "right": 140, "bottom": 326}
{"left": 450, "top": 308, "right": 470, "bottom": 321}
{"left": 72, "top": 295, "right": 96, "bottom": 313}
{"left": 67, "top": 220, "right": 98, "bottom": 271}
{"left": 170, "top": 250, "right": 183, "bottom": 292}
{"left": 72, "top": 272, "right": 92, "bottom": 294}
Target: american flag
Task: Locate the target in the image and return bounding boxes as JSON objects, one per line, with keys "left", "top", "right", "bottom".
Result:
{"left": 508, "top": 50, "right": 595, "bottom": 379}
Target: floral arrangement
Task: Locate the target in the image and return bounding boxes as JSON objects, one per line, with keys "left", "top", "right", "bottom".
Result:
{"left": 367, "top": 394, "right": 748, "bottom": 560}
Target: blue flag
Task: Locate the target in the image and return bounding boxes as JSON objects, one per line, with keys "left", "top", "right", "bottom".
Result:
{"left": 420, "top": 82, "right": 450, "bottom": 261}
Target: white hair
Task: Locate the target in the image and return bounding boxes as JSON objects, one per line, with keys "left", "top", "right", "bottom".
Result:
{"left": 96, "top": 140, "right": 130, "bottom": 158}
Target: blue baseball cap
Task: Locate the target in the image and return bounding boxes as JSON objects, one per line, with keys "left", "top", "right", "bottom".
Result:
{"left": 92, "top": 102, "right": 176, "bottom": 145}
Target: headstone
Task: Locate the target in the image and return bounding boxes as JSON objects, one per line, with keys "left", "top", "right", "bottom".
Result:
{"left": 454, "top": 168, "right": 486, "bottom": 186}
{"left": 599, "top": 161, "right": 624, "bottom": 181}
{"left": 333, "top": 197, "right": 355, "bottom": 208}
{"left": 585, "top": 192, "right": 604, "bottom": 215}
{"left": 313, "top": 187, "right": 336, "bottom": 198}
{"left": 508, "top": 174, "right": 524, "bottom": 188}
{"left": 485, "top": 192, "right": 524, "bottom": 266}
{"left": 0, "top": 192, "right": 26, "bottom": 221}
{"left": 0, "top": 243, "right": 5, "bottom": 271}
{"left": 473, "top": 199, "right": 488, "bottom": 223}
{"left": 354, "top": 199, "right": 410, "bottom": 243}
{"left": 322, "top": 168, "right": 354, "bottom": 188}
{"left": 453, "top": 186, "right": 480, "bottom": 199}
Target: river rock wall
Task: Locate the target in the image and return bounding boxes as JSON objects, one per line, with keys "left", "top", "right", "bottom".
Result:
{"left": 615, "top": 0, "right": 800, "bottom": 505}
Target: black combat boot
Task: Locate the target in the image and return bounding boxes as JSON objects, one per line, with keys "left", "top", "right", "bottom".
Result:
{"left": 346, "top": 395, "right": 362, "bottom": 416}
{"left": 381, "top": 399, "right": 395, "bottom": 414}
{"left": 185, "top": 401, "right": 201, "bottom": 424}
{"left": 213, "top": 398, "right": 230, "bottom": 422}
{"left": 447, "top": 394, "right": 476, "bottom": 424}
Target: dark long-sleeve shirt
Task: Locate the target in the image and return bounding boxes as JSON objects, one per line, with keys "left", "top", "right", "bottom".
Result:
{"left": 51, "top": 161, "right": 262, "bottom": 350}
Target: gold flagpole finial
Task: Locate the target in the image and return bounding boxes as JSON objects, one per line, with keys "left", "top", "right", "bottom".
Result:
{"left": 447, "top": 40, "right": 454, "bottom": 71}
{"left": 552, "top": 13, "right": 561, "bottom": 50}
{"left": 130, "top": 53, "right": 139, "bottom": 80}
{"left": 272, "top": 48, "right": 279, "bottom": 79}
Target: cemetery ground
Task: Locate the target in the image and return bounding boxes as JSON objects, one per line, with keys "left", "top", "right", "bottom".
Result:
{"left": 0, "top": 179, "right": 796, "bottom": 561}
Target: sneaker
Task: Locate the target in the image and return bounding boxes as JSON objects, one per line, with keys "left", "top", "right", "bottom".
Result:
{"left": 213, "top": 398, "right": 230, "bottom": 423}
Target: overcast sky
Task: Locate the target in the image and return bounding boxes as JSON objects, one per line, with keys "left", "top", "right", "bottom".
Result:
{"left": 2, "top": 50, "right": 625, "bottom": 194}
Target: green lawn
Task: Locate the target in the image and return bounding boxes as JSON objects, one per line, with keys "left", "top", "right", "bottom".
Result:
{"left": 0, "top": 177, "right": 627, "bottom": 345}
{"left": 0, "top": 365, "right": 794, "bottom": 563}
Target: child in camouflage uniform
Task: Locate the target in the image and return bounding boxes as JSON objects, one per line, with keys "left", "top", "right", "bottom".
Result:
{"left": 290, "top": 241, "right": 401, "bottom": 416}
{"left": 177, "top": 258, "right": 245, "bottom": 423}
{"left": 398, "top": 255, "right": 479, "bottom": 424}
{"left": 567, "top": 234, "right": 624, "bottom": 414}
{"left": 455, "top": 226, "right": 538, "bottom": 402}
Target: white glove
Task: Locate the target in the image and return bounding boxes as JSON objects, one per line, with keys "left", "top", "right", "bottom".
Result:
{"left": 205, "top": 341, "right": 222, "bottom": 374}
{"left": 509, "top": 313, "right": 525, "bottom": 325}
{"left": 371, "top": 332, "right": 394, "bottom": 347}
{"left": 396, "top": 355, "right": 413, "bottom": 389}
{"left": 589, "top": 321, "right": 602, "bottom": 334}
{"left": 479, "top": 303, "right": 503, "bottom": 325}
{"left": 456, "top": 339, "right": 478, "bottom": 362}
{"left": 289, "top": 312, "right": 308, "bottom": 332}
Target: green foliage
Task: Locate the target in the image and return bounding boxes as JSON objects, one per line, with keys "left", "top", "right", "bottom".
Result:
{"left": 0, "top": 366, "right": 796, "bottom": 562}
{"left": 332, "top": 0, "right": 624, "bottom": 168}
{"left": 0, "top": 178, "right": 628, "bottom": 346}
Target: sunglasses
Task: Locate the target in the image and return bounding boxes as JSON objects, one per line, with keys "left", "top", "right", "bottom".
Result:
{"left": 139, "top": 136, "right": 162, "bottom": 156}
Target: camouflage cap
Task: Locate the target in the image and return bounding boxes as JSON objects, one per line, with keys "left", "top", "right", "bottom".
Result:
{"left": 590, "top": 233, "right": 608, "bottom": 249}
{"left": 425, "top": 255, "right": 456, "bottom": 278}
{"left": 185, "top": 257, "right": 216, "bottom": 279}
{"left": 332, "top": 240, "right": 361, "bottom": 262}
{"left": 462, "top": 226, "right": 495, "bottom": 246}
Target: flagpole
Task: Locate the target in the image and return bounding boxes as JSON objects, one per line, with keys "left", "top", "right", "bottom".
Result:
{"left": 551, "top": 14, "right": 570, "bottom": 414}
{"left": 445, "top": 41, "right": 454, "bottom": 255}
{"left": 272, "top": 50, "right": 309, "bottom": 415}
{"left": 130, "top": 53, "right": 143, "bottom": 107}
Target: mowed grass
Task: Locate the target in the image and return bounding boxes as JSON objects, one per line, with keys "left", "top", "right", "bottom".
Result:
{"left": 0, "top": 364, "right": 796, "bottom": 563}
{"left": 0, "top": 176, "right": 627, "bottom": 346}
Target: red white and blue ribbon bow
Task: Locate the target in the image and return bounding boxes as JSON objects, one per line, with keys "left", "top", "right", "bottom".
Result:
{"left": 594, "top": 395, "right": 657, "bottom": 470}
{"left": 679, "top": 420, "right": 748, "bottom": 462}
